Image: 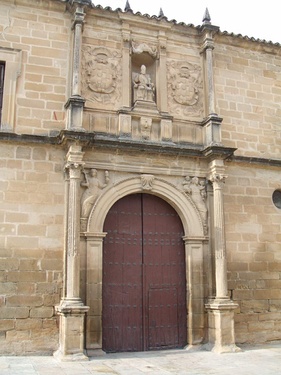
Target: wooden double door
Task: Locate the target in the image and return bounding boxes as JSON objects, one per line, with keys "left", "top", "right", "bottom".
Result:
{"left": 102, "top": 193, "right": 187, "bottom": 352}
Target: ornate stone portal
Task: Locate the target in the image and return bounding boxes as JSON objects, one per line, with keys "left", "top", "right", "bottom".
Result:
{"left": 55, "top": 3, "right": 239, "bottom": 361}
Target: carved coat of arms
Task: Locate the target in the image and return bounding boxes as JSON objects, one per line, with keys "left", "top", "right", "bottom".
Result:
{"left": 82, "top": 47, "right": 121, "bottom": 105}
{"left": 167, "top": 61, "right": 203, "bottom": 118}
{"left": 172, "top": 66, "right": 198, "bottom": 106}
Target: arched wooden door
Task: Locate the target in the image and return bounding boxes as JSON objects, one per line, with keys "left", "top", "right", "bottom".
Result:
{"left": 102, "top": 193, "right": 187, "bottom": 352}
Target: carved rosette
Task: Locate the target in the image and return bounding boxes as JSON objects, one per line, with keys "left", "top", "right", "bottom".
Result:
{"left": 81, "top": 46, "right": 121, "bottom": 106}
{"left": 167, "top": 60, "right": 203, "bottom": 117}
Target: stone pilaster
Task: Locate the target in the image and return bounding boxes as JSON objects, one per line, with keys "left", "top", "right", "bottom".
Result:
{"left": 157, "top": 31, "right": 168, "bottom": 114}
{"left": 183, "top": 237, "right": 205, "bottom": 346}
{"left": 205, "top": 159, "right": 240, "bottom": 353}
{"left": 200, "top": 15, "right": 222, "bottom": 146}
{"left": 55, "top": 144, "right": 89, "bottom": 361}
{"left": 65, "top": 2, "right": 88, "bottom": 131}
{"left": 121, "top": 22, "right": 131, "bottom": 109}
{"left": 84, "top": 232, "right": 106, "bottom": 356}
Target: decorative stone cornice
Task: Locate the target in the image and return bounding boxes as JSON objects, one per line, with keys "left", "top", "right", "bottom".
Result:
{"left": 203, "top": 144, "right": 237, "bottom": 161}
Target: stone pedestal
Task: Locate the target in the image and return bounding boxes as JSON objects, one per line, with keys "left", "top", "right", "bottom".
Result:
{"left": 65, "top": 95, "right": 85, "bottom": 131}
{"left": 54, "top": 304, "right": 89, "bottom": 361}
{"left": 205, "top": 299, "right": 240, "bottom": 353}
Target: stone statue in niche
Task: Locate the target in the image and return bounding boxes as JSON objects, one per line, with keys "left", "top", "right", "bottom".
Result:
{"left": 81, "top": 169, "right": 109, "bottom": 219}
{"left": 133, "top": 65, "right": 155, "bottom": 102}
{"left": 183, "top": 176, "right": 207, "bottom": 234}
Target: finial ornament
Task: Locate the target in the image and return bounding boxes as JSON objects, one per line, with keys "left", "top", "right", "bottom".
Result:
{"left": 124, "top": 0, "right": 132, "bottom": 12}
{"left": 158, "top": 8, "right": 165, "bottom": 18}
{"left": 202, "top": 7, "right": 211, "bottom": 24}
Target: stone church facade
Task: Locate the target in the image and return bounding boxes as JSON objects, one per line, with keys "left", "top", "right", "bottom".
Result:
{"left": 1, "top": 0, "right": 281, "bottom": 358}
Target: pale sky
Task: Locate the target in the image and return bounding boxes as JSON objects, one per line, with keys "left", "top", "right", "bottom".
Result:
{"left": 92, "top": 0, "right": 281, "bottom": 44}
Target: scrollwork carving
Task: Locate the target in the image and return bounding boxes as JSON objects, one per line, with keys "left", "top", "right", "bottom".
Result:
{"left": 131, "top": 41, "right": 158, "bottom": 58}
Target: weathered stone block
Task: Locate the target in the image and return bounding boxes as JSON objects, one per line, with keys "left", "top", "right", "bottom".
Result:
{"left": 30, "top": 307, "right": 54, "bottom": 318}
{"left": 0, "top": 307, "right": 29, "bottom": 319}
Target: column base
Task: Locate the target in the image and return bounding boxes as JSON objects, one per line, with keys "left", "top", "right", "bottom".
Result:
{"left": 205, "top": 299, "right": 241, "bottom": 354}
{"left": 86, "top": 349, "right": 106, "bottom": 357}
{"left": 55, "top": 301, "right": 89, "bottom": 361}
{"left": 53, "top": 349, "right": 89, "bottom": 362}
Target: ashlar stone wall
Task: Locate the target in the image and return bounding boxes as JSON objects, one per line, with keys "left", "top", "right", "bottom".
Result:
{"left": 224, "top": 163, "right": 281, "bottom": 343}
{"left": 0, "top": 142, "right": 65, "bottom": 354}
{"left": 0, "top": 0, "right": 69, "bottom": 354}
{"left": 0, "top": 0, "right": 70, "bottom": 134}
{"left": 216, "top": 36, "right": 281, "bottom": 343}
{"left": 214, "top": 37, "right": 281, "bottom": 158}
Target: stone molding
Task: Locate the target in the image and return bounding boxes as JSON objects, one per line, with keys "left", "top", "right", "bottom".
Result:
{"left": 0, "top": 47, "right": 22, "bottom": 132}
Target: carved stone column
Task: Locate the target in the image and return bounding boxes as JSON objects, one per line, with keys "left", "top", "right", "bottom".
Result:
{"left": 200, "top": 10, "right": 222, "bottom": 146}
{"left": 55, "top": 145, "right": 89, "bottom": 361}
{"left": 65, "top": 1, "right": 89, "bottom": 130}
{"left": 205, "top": 159, "right": 240, "bottom": 353}
{"left": 121, "top": 22, "right": 131, "bottom": 109}
{"left": 157, "top": 31, "right": 168, "bottom": 114}
{"left": 118, "top": 23, "right": 132, "bottom": 137}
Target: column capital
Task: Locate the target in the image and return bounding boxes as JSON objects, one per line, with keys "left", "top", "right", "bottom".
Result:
{"left": 208, "top": 160, "right": 227, "bottom": 185}
{"left": 64, "top": 145, "right": 85, "bottom": 177}
{"left": 208, "top": 172, "right": 227, "bottom": 188}
{"left": 200, "top": 37, "right": 215, "bottom": 53}
{"left": 66, "top": 144, "right": 84, "bottom": 163}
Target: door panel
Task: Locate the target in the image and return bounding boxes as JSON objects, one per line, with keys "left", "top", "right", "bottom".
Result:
{"left": 102, "top": 195, "right": 143, "bottom": 352}
{"left": 102, "top": 193, "right": 187, "bottom": 353}
{"left": 148, "top": 287, "right": 179, "bottom": 349}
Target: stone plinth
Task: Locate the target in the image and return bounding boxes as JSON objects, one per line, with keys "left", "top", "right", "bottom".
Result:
{"left": 54, "top": 303, "right": 89, "bottom": 361}
{"left": 205, "top": 299, "right": 240, "bottom": 353}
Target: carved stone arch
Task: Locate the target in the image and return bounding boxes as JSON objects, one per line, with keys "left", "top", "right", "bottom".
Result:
{"left": 85, "top": 176, "right": 207, "bottom": 353}
{"left": 87, "top": 176, "right": 204, "bottom": 237}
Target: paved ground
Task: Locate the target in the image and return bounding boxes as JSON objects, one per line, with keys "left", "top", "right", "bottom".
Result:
{"left": 1, "top": 343, "right": 281, "bottom": 374}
